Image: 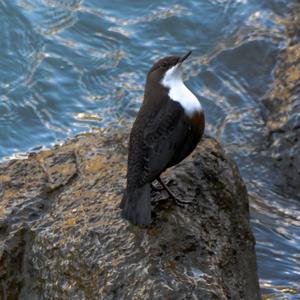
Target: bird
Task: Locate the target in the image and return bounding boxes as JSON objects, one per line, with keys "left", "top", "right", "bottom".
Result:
{"left": 120, "top": 51, "right": 205, "bottom": 226}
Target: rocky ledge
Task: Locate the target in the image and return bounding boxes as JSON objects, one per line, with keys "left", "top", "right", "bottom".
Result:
{"left": 263, "top": 3, "right": 300, "bottom": 193}
{"left": 0, "top": 129, "right": 260, "bottom": 299}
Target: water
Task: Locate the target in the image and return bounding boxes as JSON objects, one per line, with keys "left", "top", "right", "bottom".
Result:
{"left": 0, "top": 0, "right": 299, "bottom": 298}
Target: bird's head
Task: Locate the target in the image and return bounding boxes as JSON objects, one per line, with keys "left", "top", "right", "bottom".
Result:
{"left": 146, "top": 51, "right": 192, "bottom": 87}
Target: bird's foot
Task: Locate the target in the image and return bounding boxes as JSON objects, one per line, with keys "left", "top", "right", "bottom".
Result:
{"left": 173, "top": 197, "right": 193, "bottom": 207}
{"left": 151, "top": 183, "right": 164, "bottom": 192}
{"left": 157, "top": 177, "right": 193, "bottom": 207}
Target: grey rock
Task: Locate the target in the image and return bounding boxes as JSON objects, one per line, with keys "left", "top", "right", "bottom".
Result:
{"left": 0, "top": 130, "right": 260, "bottom": 299}
{"left": 263, "top": 4, "right": 300, "bottom": 194}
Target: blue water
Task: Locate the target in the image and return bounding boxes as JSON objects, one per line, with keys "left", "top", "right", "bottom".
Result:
{"left": 0, "top": 0, "right": 299, "bottom": 298}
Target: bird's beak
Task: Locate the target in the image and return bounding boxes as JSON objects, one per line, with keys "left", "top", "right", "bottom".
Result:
{"left": 178, "top": 50, "right": 192, "bottom": 64}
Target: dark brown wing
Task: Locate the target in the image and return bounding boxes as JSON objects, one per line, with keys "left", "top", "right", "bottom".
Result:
{"left": 126, "top": 100, "right": 189, "bottom": 189}
{"left": 166, "top": 110, "right": 204, "bottom": 168}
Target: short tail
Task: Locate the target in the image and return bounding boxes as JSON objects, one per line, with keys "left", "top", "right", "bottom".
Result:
{"left": 120, "top": 184, "right": 151, "bottom": 226}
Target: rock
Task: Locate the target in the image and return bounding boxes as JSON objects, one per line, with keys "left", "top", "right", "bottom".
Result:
{"left": 0, "top": 129, "right": 260, "bottom": 300}
{"left": 262, "top": 4, "right": 300, "bottom": 193}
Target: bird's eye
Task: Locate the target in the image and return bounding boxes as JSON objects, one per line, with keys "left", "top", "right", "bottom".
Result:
{"left": 161, "top": 62, "right": 167, "bottom": 68}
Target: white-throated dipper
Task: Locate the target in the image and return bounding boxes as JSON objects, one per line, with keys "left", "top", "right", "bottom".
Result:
{"left": 120, "top": 51, "right": 205, "bottom": 225}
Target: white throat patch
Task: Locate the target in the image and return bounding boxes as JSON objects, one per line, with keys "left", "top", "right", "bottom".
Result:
{"left": 161, "top": 65, "right": 202, "bottom": 116}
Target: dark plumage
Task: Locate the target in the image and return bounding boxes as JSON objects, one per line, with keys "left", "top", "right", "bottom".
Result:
{"left": 120, "top": 51, "right": 205, "bottom": 225}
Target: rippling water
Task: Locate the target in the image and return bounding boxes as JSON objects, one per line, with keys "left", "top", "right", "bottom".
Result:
{"left": 1, "top": 0, "right": 299, "bottom": 298}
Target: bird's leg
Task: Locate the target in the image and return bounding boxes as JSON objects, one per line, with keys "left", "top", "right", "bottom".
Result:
{"left": 150, "top": 181, "right": 170, "bottom": 205}
{"left": 157, "top": 177, "right": 192, "bottom": 206}
{"left": 151, "top": 182, "right": 164, "bottom": 192}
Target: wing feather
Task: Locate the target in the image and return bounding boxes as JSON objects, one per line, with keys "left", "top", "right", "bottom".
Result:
{"left": 141, "top": 101, "right": 189, "bottom": 183}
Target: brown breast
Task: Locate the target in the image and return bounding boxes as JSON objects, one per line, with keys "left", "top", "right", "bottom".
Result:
{"left": 191, "top": 110, "right": 205, "bottom": 138}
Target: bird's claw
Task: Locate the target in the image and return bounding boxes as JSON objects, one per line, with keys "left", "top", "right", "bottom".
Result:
{"left": 155, "top": 177, "right": 193, "bottom": 207}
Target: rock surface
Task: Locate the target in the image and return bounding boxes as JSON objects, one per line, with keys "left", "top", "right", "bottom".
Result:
{"left": 263, "top": 3, "right": 300, "bottom": 193}
{"left": 0, "top": 129, "right": 260, "bottom": 300}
